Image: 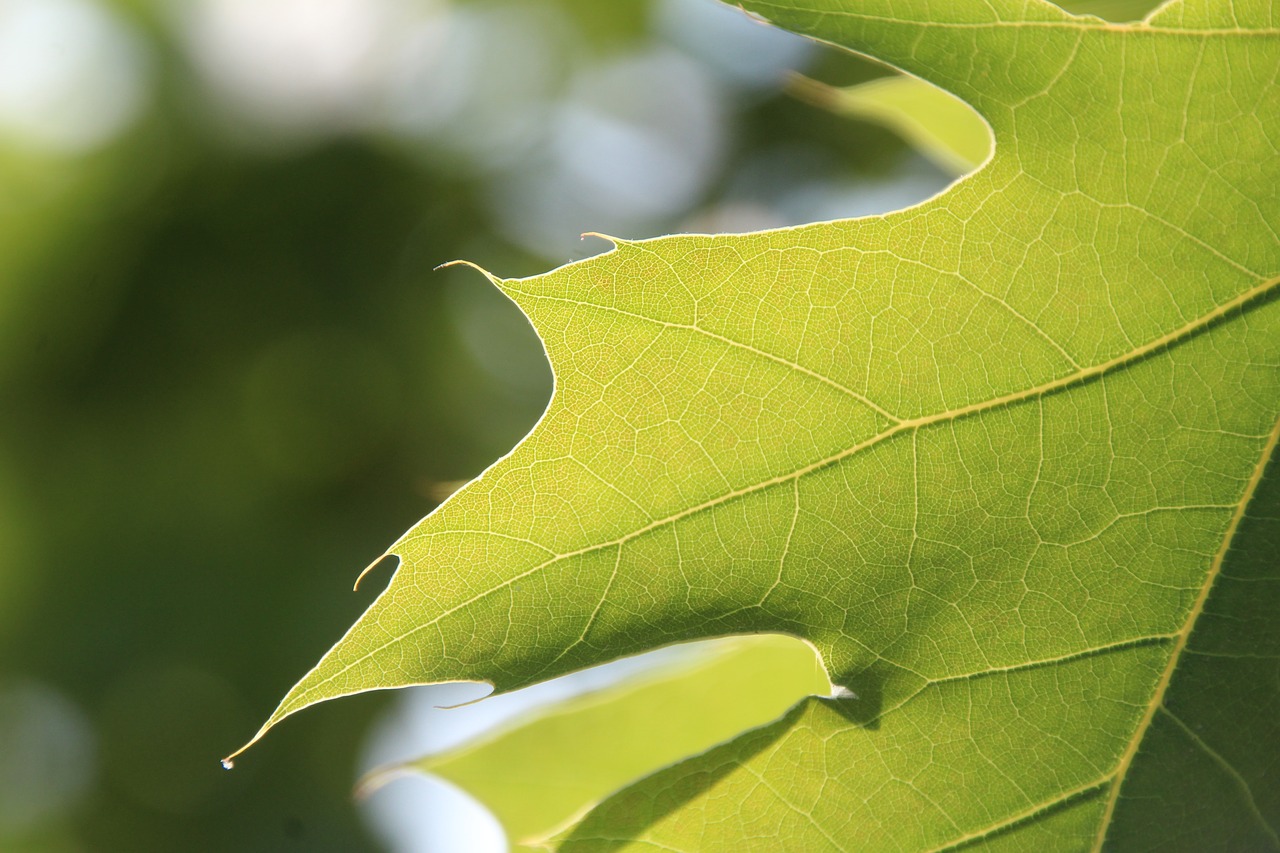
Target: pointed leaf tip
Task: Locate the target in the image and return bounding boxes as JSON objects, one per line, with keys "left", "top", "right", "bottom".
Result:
{"left": 353, "top": 552, "right": 395, "bottom": 592}
{"left": 435, "top": 258, "right": 500, "bottom": 284}
{"left": 579, "top": 231, "right": 623, "bottom": 247}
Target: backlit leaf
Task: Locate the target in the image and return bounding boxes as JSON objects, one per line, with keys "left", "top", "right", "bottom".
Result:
{"left": 231, "top": 0, "right": 1280, "bottom": 848}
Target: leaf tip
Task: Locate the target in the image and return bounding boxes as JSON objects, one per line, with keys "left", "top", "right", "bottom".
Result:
{"left": 220, "top": 742, "right": 252, "bottom": 769}
{"left": 353, "top": 551, "right": 397, "bottom": 592}
{"left": 221, "top": 717, "right": 274, "bottom": 770}
{"left": 435, "top": 679, "right": 496, "bottom": 710}
{"left": 436, "top": 258, "right": 500, "bottom": 284}
{"left": 579, "top": 230, "right": 619, "bottom": 246}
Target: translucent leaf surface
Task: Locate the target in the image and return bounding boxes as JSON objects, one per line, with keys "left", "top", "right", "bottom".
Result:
{"left": 232, "top": 0, "right": 1280, "bottom": 848}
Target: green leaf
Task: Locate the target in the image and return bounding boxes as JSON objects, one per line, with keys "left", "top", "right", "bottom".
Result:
{"left": 361, "top": 635, "right": 829, "bottom": 848}
{"left": 230, "top": 0, "right": 1280, "bottom": 848}
{"left": 789, "top": 74, "right": 992, "bottom": 175}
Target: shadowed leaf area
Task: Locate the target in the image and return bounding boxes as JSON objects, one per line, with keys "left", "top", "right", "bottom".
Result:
{"left": 237, "top": 0, "right": 1279, "bottom": 849}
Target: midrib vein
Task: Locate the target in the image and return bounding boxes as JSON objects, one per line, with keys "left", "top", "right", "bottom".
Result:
{"left": 1090, "top": 412, "right": 1280, "bottom": 852}
{"left": 294, "top": 273, "right": 1278, "bottom": 708}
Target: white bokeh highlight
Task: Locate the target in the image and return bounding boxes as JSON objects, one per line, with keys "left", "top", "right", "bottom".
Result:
{"left": 0, "top": 0, "right": 150, "bottom": 152}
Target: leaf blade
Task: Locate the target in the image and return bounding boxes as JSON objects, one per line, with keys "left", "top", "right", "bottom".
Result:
{"left": 232, "top": 2, "right": 1280, "bottom": 849}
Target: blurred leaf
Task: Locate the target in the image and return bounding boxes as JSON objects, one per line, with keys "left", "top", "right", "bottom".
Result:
{"left": 1055, "top": 0, "right": 1164, "bottom": 20}
{"left": 239, "top": 0, "right": 1279, "bottom": 849}
{"left": 789, "top": 73, "right": 991, "bottom": 175}
{"left": 363, "top": 635, "right": 828, "bottom": 848}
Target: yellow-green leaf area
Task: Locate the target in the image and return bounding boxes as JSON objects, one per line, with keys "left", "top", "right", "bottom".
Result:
{"left": 233, "top": 0, "right": 1280, "bottom": 849}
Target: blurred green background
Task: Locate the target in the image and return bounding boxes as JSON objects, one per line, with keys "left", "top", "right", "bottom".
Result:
{"left": 0, "top": 0, "right": 1156, "bottom": 850}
